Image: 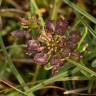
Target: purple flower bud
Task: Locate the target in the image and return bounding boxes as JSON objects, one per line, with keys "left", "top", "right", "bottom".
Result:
{"left": 67, "top": 30, "right": 81, "bottom": 48}
{"left": 68, "top": 30, "right": 81, "bottom": 43}
{"left": 56, "top": 18, "right": 68, "bottom": 35}
{"left": 27, "top": 39, "right": 40, "bottom": 50}
{"left": 26, "top": 39, "right": 43, "bottom": 55}
{"left": 34, "top": 53, "right": 48, "bottom": 64}
{"left": 45, "top": 20, "right": 56, "bottom": 34}
{"left": 11, "top": 30, "right": 26, "bottom": 38}
{"left": 50, "top": 56, "right": 63, "bottom": 65}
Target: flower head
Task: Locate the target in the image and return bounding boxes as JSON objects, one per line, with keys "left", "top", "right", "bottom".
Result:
{"left": 11, "top": 16, "right": 82, "bottom": 74}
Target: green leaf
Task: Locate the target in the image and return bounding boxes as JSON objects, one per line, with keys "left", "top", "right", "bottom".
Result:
{"left": 44, "top": 63, "right": 53, "bottom": 70}
{"left": 57, "top": 63, "right": 74, "bottom": 74}
{"left": 6, "top": 91, "right": 19, "bottom": 96}
{"left": 66, "top": 58, "right": 96, "bottom": 78}
{"left": 80, "top": 69, "right": 91, "bottom": 78}
{"left": 92, "top": 59, "right": 96, "bottom": 67}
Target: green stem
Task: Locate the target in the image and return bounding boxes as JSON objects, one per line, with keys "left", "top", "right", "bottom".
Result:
{"left": 77, "top": 26, "right": 88, "bottom": 49}
{"left": 50, "top": 0, "right": 61, "bottom": 19}
{"left": 75, "top": 13, "right": 96, "bottom": 38}
{"left": 80, "top": 16, "right": 96, "bottom": 38}
{"left": 70, "top": 16, "right": 84, "bottom": 32}
{"left": 30, "top": 0, "right": 45, "bottom": 26}
{"left": 32, "top": 64, "right": 40, "bottom": 85}
{"left": 0, "top": 44, "right": 26, "bottom": 52}
{"left": 88, "top": 80, "right": 94, "bottom": 93}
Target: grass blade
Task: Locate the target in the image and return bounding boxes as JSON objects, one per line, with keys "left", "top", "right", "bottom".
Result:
{"left": 63, "top": 0, "right": 96, "bottom": 24}
{"left": 27, "top": 71, "right": 68, "bottom": 92}
{"left": 66, "top": 58, "right": 96, "bottom": 78}
{"left": 30, "top": 0, "right": 44, "bottom": 26}
{"left": 0, "top": 33, "right": 34, "bottom": 96}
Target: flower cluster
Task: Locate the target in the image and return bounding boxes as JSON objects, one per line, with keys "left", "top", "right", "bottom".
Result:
{"left": 11, "top": 17, "right": 82, "bottom": 74}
